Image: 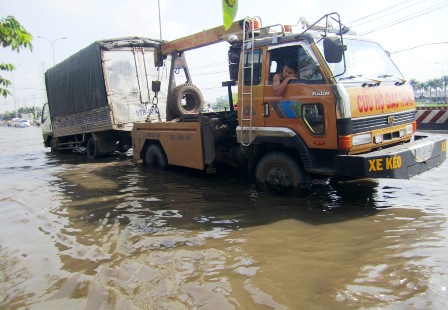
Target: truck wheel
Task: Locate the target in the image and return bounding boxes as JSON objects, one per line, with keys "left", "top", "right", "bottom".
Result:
{"left": 86, "top": 137, "right": 100, "bottom": 159}
{"left": 168, "top": 83, "right": 204, "bottom": 118}
{"left": 255, "top": 152, "right": 311, "bottom": 197}
{"left": 144, "top": 144, "right": 168, "bottom": 169}
{"left": 50, "top": 137, "right": 58, "bottom": 153}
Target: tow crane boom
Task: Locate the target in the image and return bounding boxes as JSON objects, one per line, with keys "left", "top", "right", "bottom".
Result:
{"left": 160, "top": 18, "right": 251, "bottom": 56}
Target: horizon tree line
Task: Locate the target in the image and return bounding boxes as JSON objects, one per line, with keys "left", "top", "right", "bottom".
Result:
{"left": 409, "top": 76, "right": 448, "bottom": 102}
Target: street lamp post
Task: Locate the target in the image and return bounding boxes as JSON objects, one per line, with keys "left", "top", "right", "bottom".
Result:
{"left": 443, "top": 63, "right": 447, "bottom": 103}
{"left": 11, "top": 70, "right": 17, "bottom": 118}
{"left": 10, "top": 64, "right": 22, "bottom": 118}
{"left": 437, "top": 61, "right": 448, "bottom": 104}
{"left": 37, "top": 36, "right": 67, "bottom": 66}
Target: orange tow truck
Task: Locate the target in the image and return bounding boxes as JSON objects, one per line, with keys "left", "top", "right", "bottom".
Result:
{"left": 132, "top": 13, "right": 446, "bottom": 196}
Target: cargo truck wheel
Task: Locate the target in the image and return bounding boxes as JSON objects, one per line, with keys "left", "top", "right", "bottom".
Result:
{"left": 86, "top": 137, "right": 100, "bottom": 159}
{"left": 255, "top": 152, "right": 311, "bottom": 197}
{"left": 168, "top": 83, "right": 204, "bottom": 118}
{"left": 50, "top": 137, "right": 58, "bottom": 152}
{"left": 144, "top": 144, "right": 168, "bottom": 170}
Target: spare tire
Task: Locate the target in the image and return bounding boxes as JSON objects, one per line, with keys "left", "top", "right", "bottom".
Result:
{"left": 168, "top": 83, "right": 204, "bottom": 118}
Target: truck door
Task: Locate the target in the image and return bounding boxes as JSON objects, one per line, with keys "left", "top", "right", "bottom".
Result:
{"left": 238, "top": 48, "right": 265, "bottom": 144}
{"left": 263, "top": 43, "right": 338, "bottom": 150}
{"left": 41, "top": 103, "right": 53, "bottom": 146}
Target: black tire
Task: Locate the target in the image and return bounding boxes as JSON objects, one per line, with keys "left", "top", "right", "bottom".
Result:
{"left": 255, "top": 152, "right": 311, "bottom": 197}
{"left": 144, "top": 144, "right": 168, "bottom": 169}
{"left": 118, "top": 137, "right": 132, "bottom": 153}
{"left": 168, "top": 83, "right": 204, "bottom": 118}
{"left": 86, "top": 137, "right": 100, "bottom": 159}
{"left": 118, "top": 143, "right": 130, "bottom": 153}
{"left": 50, "top": 137, "right": 58, "bottom": 153}
{"left": 118, "top": 145, "right": 130, "bottom": 153}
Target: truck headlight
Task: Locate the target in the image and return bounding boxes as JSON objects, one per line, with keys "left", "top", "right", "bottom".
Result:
{"left": 352, "top": 133, "right": 372, "bottom": 146}
{"left": 374, "top": 133, "right": 383, "bottom": 144}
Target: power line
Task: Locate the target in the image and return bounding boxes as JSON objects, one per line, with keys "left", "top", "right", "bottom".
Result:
{"left": 3, "top": 86, "right": 46, "bottom": 91}
{"left": 391, "top": 41, "right": 448, "bottom": 53}
{"left": 189, "top": 60, "right": 228, "bottom": 71}
{"left": 190, "top": 69, "right": 228, "bottom": 76}
{"left": 347, "top": 0, "right": 417, "bottom": 25}
{"left": 360, "top": 1, "right": 448, "bottom": 35}
{"left": 349, "top": 0, "right": 427, "bottom": 27}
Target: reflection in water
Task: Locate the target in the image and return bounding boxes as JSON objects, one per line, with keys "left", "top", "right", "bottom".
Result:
{"left": 1, "top": 127, "right": 447, "bottom": 309}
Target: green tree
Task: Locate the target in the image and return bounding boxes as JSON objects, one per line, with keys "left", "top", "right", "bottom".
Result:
{"left": 435, "top": 78, "right": 443, "bottom": 101}
{"left": 420, "top": 82, "right": 428, "bottom": 95}
{"left": 442, "top": 75, "right": 448, "bottom": 102}
{"left": 409, "top": 78, "right": 419, "bottom": 94}
{"left": 427, "top": 79, "right": 438, "bottom": 103}
{"left": 0, "top": 16, "right": 33, "bottom": 97}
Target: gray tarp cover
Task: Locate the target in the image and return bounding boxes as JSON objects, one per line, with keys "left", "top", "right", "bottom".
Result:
{"left": 45, "top": 37, "right": 161, "bottom": 118}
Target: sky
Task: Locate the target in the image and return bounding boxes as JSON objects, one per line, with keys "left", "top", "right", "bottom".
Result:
{"left": 1, "top": 0, "right": 448, "bottom": 114}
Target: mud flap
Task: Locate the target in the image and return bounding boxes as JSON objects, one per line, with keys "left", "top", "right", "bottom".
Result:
{"left": 335, "top": 133, "right": 447, "bottom": 179}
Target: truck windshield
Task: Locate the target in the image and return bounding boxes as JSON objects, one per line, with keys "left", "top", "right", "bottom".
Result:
{"left": 318, "top": 38, "right": 404, "bottom": 81}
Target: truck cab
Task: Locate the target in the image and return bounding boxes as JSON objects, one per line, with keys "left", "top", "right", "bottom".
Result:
{"left": 234, "top": 18, "right": 418, "bottom": 175}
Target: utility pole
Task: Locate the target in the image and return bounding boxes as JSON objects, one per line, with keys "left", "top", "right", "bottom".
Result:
{"left": 11, "top": 70, "right": 17, "bottom": 118}
{"left": 33, "top": 92, "right": 36, "bottom": 121}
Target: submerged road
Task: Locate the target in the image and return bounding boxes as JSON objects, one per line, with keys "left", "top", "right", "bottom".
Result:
{"left": 1, "top": 126, "right": 447, "bottom": 309}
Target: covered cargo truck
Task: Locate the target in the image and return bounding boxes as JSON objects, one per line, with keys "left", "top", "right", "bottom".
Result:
{"left": 41, "top": 37, "right": 171, "bottom": 158}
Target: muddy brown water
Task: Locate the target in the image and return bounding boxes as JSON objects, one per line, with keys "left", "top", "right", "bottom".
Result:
{"left": 1, "top": 126, "right": 447, "bottom": 309}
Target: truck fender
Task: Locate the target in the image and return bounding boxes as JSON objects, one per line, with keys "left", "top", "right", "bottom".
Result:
{"left": 168, "top": 83, "right": 204, "bottom": 118}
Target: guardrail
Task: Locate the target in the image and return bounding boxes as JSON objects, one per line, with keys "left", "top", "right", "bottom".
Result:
{"left": 415, "top": 107, "right": 448, "bottom": 131}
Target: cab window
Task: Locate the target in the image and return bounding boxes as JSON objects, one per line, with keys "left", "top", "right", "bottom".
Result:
{"left": 42, "top": 103, "right": 50, "bottom": 123}
{"left": 269, "top": 45, "right": 324, "bottom": 84}
{"left": 243, "top": 49, "right": 262, "bottom": 86}
{"left": 303, "top": 104, "right": 325, "bottom": 135}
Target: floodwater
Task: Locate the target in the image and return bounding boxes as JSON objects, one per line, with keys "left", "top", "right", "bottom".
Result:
{"left": 1, "top": 126, "right": 447, "bottom": 310}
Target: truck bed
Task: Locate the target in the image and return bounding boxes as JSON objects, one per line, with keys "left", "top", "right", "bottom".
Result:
{"left": 132, "top": 111, "right": 238, "bottom": 171}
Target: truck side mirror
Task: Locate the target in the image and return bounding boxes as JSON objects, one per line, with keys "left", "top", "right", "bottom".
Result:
{"left": 323, "top": 37, "right": 346, "bottom": 63}
{"left": 229, "top": 63, "right": 239, "bottom": 81}
{"left": 228, "top": 47, "right": 240, "bottom": 81}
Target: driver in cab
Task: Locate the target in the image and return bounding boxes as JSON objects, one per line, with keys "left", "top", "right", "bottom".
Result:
{"left": 273, "top": 61, "right": 298, "bottom": 96}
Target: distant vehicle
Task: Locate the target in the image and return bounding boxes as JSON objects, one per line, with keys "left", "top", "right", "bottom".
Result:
{"left": 18, "top": 119, "right": 31, "bottom": 128}
{"left": 11, "top": 118, "right": 20, "bottom": 127}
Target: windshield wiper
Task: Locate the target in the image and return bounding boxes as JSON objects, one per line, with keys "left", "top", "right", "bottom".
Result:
{"left": 363, "top": 76, "right": 381, "bottom": 86}
{"left": 339, "top": 74, "right": 363, "bottom": 80}
{"left": 339, "top": 74, "right": 381, "bottom": 86}
{"left": 377, "top": 74, "right": 406, "bottom": 85}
